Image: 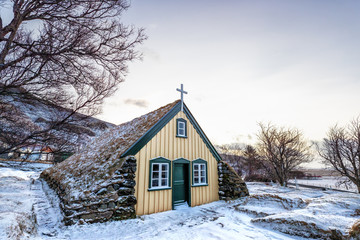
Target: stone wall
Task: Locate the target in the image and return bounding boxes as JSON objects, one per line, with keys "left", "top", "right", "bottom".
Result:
{"left": 41, "top": 156, "right": 137, "bottom": 225}
{"left": 218, "top": 160, "right": 249, "bottom": 201}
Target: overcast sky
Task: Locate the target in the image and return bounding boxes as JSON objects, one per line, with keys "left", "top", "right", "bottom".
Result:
{"left": 2, "top": 1, "right": 360, "bottom": 148}
{"left": 98, "top": 0, "right": 360, "bottom": 147}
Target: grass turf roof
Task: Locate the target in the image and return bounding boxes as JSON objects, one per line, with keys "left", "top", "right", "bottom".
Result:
{"left": 42, "top": 100, "right": 180, "bottom": 201}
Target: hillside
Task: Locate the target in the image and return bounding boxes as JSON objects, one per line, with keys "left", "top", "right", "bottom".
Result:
{"left": 0, "top": 94, "right": 116, "bottom": 153}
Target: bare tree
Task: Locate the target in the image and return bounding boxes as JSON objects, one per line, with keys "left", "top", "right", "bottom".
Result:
{"left": 243, "top": 145, "right": 260, "bottom": 177}
{"left": 318, "top": 118, "right": 360, "bottom": 193}
{"left": 218, "top": 143, "right": 245, "bottom": 176}
{"left": 0, "top": 0, "right": 146, "bottom": 153}
{"left": 217, "top": 143, "right": 271, "bottom": 181}
{"left": 256, "top": 123, "right": 313, "bottom": 186}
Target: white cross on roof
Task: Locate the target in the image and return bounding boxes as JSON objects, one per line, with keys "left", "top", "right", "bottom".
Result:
{"left": 176, "top": 84, "right": 188, "bottom": 112}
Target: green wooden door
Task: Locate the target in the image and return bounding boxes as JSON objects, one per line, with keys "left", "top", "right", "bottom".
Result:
{"left": 173, "top": 163, "right": 189, "bottom": 207}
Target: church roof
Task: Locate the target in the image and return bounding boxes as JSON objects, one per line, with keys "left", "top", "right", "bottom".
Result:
{"left": 41, "top": 99, "right": 221, "bottom": 201}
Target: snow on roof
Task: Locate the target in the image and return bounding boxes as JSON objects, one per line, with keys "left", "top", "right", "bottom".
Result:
{"left": 42, "top": 100, "right": 180, "bottom": 201}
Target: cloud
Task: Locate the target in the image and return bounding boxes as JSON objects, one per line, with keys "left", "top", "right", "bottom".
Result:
{"left": 148, "top": 23, "right": 158, "bottom": 29}
{"left": 124, "top": 99, "right": 149, "bottom": 108}
{"left": 141, "top": 47, "right": 160, "bottom": 61}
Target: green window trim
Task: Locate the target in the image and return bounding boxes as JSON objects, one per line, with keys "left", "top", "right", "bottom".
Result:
{"left": 148, "top": 157, "right": 171, "bottom": 191}
{"left": 192, "top": 159, "right": 208, "bottom": 187}
{"left": 176, "top": 118, "right": 187, "bottom": 138}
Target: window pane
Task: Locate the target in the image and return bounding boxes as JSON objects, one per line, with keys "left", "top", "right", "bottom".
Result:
{"left": 161, "top": 179, "right": 167, "bottom": 186}
{"left": 200, "top": 170, "right": 205, "bottom": 177}
{"left": 194, "top": 177, "right": 199, "bottom": 183}
{"left": 152, "top": 179, "right": 159, "bottom": 187}
{"left": 194, "top": 164, "right": 199, "bottom": 170}
{"left": 200, "top": 164, "right": 205, "bottom": 170}
{"left": 161, "top": 171, "right": 167, "bottom": 178}
{"left": 194, "top": 171, "right": 199, "bottom": 177}
{"left": 153, "top": 164, "right": 159, "bottom": 171}
{"left": 162, "top": 164, "right": 167, "bottom": 171}
{"left": 179, "top": 129, "right": 185, "bottom": 135}
{"left": 201, "top": 177, "right": 206, "bottom": 183}
{"left": 152, "top": 172, "right": 159, "bottom": 179}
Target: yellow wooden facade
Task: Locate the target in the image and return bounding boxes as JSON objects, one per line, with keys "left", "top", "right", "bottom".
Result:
{"left": 134, "top": 111, "right": 219, "bottom": 215}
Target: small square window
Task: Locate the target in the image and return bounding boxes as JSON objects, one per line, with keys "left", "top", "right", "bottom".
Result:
{"left": 152, "top": 179, "right": 159, "bottom": 187}
{"left": 194, "top": 177, "right": 199, "bottom": 183}
{"left": 161, "top": 179, "right": 167, "bottom": 186}
{"left": 177, "top": 119, "right": 187, "bottom": 138}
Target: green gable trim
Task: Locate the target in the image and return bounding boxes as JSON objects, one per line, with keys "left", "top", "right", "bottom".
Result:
{"left": 148, "top": 157, "right": 172, "bottom": 191}
{"left": 121, "top": 101, "right": 222, "bottom": 162}
{"left": 183, "top": 105, "right": 222, "bottom": 162}
{"left": 121, "top": 102, "right": 181, "bottom": 157}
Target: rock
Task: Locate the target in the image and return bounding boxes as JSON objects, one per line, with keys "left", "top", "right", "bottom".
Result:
{"left": 217, "top": 160, "right": 249, "bottom": 200}
{"left": 121, "top": 180, "right": 136, "bottom": 188}
{"left": 99, "top": 204, "right": 107, "bottom": 210}
{"left": 108, "top": 202, "right": 116, "bottom": 208}
{"left": 96, "top": 188, "right": 107, "bottom": 195}
{"left": 42, "top": 155, "right": 138, "bottom": 225}
{"left": 118, "top": 187, "right": 134, "bottom": 195}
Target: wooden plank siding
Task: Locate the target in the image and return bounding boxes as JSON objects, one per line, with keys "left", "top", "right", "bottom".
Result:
{"left": 134, "top": 111, "right": 219, "bottom": 216}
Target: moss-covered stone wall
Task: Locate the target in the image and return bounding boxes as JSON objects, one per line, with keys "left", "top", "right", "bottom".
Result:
{"left": 218, "top": 160, "right": 249, "bottom": 200}
{"left": 41, "top": 156, "right": 137, "bottom": 225}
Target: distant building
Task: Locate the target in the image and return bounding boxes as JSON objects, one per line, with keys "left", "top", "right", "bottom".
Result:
{"left": 18, "top": 144, "right": 54, "bottom": 162}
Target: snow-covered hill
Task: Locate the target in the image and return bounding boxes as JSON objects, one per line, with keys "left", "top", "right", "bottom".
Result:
{"left": 0, "top": 94, "right": 115, "bottom": 152}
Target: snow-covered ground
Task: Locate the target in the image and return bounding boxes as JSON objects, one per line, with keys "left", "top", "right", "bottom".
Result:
{"left": 289, "top": 177, "right": 358, "bottom": 192}
{"left": 0, "top": 161, "right": 51, "bottom": 239}
{"left": 1, "top": 162, "right": 360, "bottom": 240}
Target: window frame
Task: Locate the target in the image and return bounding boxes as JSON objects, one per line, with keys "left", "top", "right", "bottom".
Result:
{"left": 176, "top": 118, "right": 187, "bottom": 138}
{"left": 192, "top": 159, "right": 208, "bottom": 187}
{"left": 148, "top": 157, "right": 172, "bottom": 191}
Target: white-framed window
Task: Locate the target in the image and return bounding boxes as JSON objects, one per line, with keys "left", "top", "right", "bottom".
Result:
{"left": 151, "top": 163, "right": 169, "bottom": 188}
{"left": 178, "top": 121, "right": 185, "bottom": 136}
{"left": 193, "top": 163, "right": 206, "bottom": 185}
{"left": 176, "top": 118, "right": 187, "bottom": 138}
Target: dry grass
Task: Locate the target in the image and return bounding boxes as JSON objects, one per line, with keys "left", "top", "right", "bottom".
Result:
{"left": 351, "top": 209, "right": 360, "bottom": 217}
{"left": 252, "top": 217, "right": 344, "bottom": 239}
{"left": 7, "top": 212, "right": 36, "bottom": 240}
{"left": 349, "top": 219, "right": 360, "bottom": 238}
{"left": 241, "top": 194, "right": 307, "bottom": 210}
